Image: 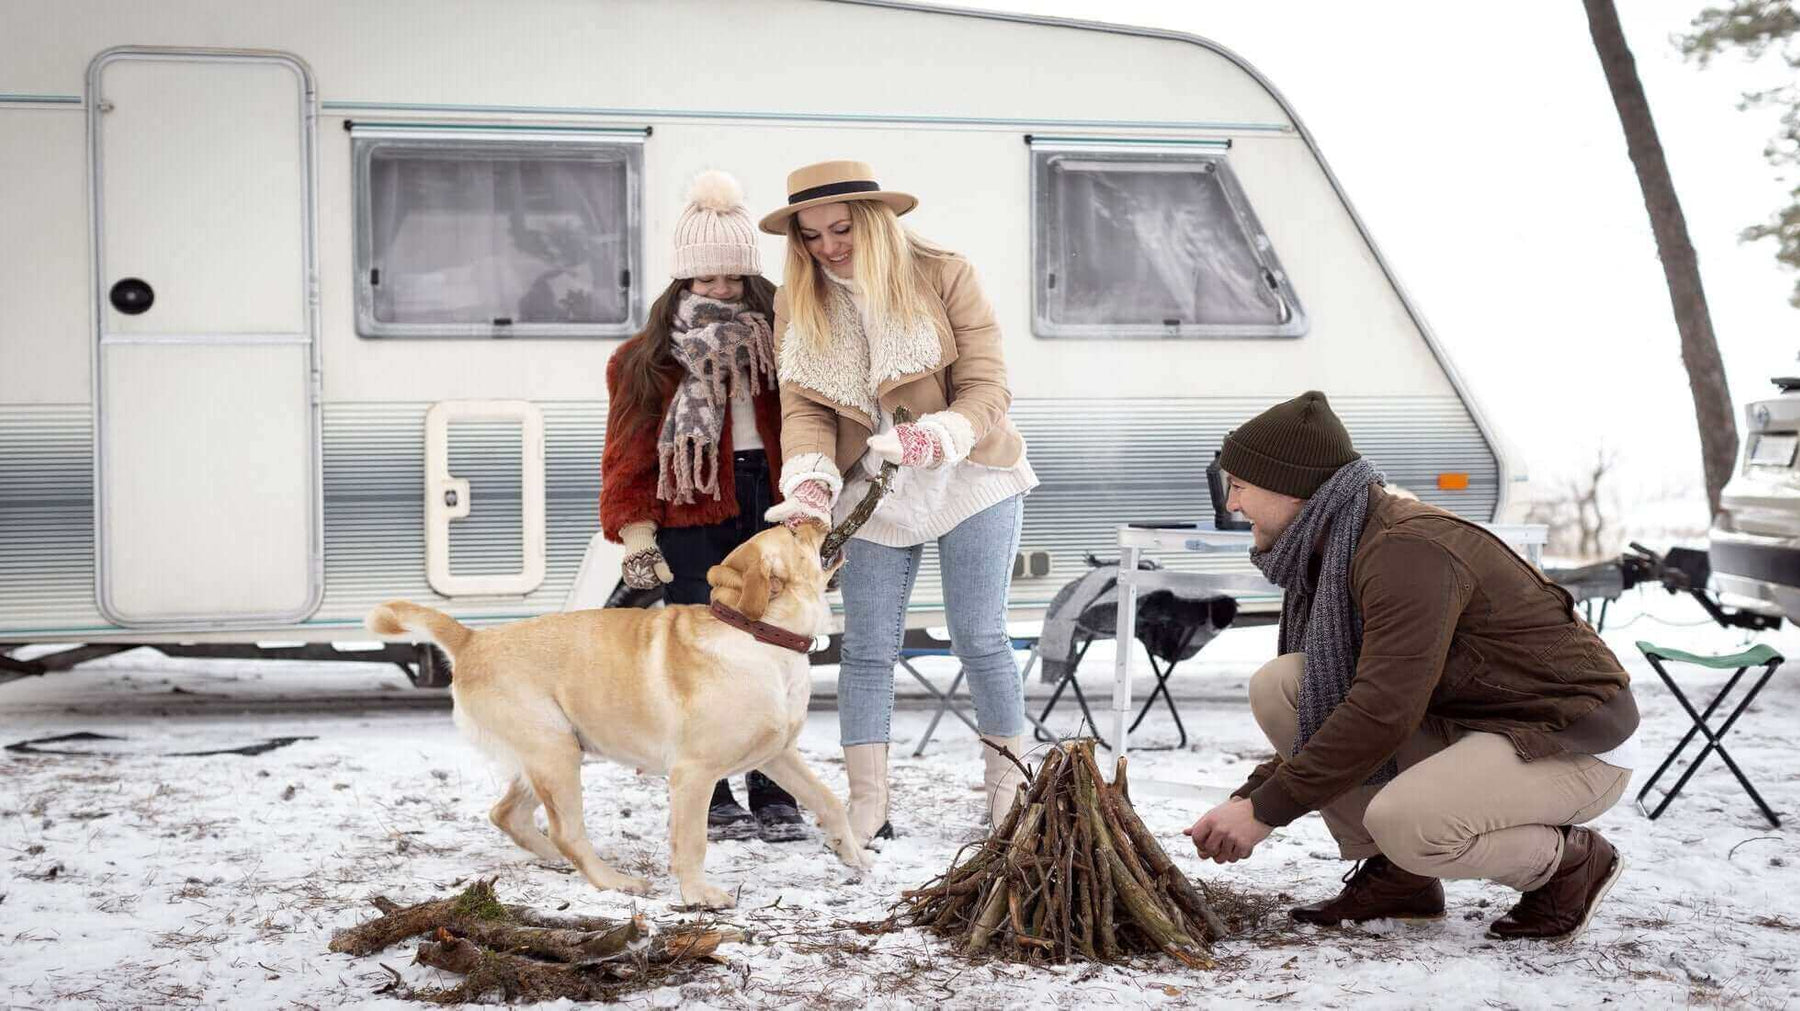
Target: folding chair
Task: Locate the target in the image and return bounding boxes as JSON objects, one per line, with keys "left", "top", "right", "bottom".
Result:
{"left": 900, "top": 635, "right": 1054, "bottom": 757}
{"left": 1033, "top": 591, "right": 1236, "bottom": 751}
{"left": 1634, "top": 640, "right": 1784, "bottom": 828}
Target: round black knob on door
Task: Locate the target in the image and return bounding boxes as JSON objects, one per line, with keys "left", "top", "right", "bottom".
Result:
{"left": 109, "top": 278, "right": 154, "bottom": 315}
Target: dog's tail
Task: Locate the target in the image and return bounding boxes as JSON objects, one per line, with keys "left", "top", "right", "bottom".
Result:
{"left": 366, "top": 600, "right": 473, "bottom": 657}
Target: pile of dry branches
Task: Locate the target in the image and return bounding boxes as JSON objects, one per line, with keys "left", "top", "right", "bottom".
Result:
{"left": 897, "top": 740, "right": 1226, "bottom": 967}
{"left": 329, "top": 879, "right": 738, "bottom": 1003}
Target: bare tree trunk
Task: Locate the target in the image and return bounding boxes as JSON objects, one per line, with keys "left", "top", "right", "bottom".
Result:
{"left": 1582, "top": 0, "right": 1739, "bottom": 517}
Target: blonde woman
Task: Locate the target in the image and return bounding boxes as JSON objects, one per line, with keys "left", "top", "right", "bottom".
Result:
{"left": 759, "top": 161, "right": 1038, "bottom": 843}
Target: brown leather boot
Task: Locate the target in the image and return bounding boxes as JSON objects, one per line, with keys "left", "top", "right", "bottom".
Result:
{"left": 1489, "top": 826, "right": 1623, "bottom": 941}
{"left": 1290, "top": 855, "right": 1446, "bottom": 925}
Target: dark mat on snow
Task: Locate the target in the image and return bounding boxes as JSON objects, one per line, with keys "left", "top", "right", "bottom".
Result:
{"left": 6, "top": 731, "right": 316, "bottom": 757}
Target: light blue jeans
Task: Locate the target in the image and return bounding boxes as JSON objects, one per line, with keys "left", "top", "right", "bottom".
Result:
{"left": 836, "top": 495, "right": 1026, "bottom": 747}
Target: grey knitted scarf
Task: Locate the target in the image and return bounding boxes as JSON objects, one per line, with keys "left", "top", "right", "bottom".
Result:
{"left": 1248, "top": 459, "right": 1394, "bottom": 784}
{"left": 657, "top": 292, "right": 775, "bottom": 505}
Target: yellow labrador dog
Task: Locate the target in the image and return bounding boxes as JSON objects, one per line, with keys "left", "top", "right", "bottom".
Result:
{"left": 366, "top": 523, "right": 866, "bottom": 909}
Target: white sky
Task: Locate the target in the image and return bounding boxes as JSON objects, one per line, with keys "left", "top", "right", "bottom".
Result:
{"left": 973, "top": 0, "right": 1794, "bottom": 509}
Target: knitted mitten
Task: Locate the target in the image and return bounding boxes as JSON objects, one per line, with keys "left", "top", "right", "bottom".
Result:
{"left": 869, "top": 408, "right": 982, "bottom": 470}
{"left": 765, "top": 479, "right": 833, "bottom": 530}
{"left": 619, "top": 522, "right": 674, "bottom": 589}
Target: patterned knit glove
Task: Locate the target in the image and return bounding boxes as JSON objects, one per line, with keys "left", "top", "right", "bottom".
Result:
{"left": 764, "top": 479, "right": 833, "bottom": 530}
{"left": 619, "top": 522, "right": 674, "bottom": 589}
{"left": 866, "top": 423, "right": 944, "bottom": 469}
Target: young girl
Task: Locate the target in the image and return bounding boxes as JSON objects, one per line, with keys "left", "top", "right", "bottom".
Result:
{"left": 600, "top": 170, "right": 803, "bottom": 843}
{"left": 759, "top": 160, "right": 1038, "bottom": 843}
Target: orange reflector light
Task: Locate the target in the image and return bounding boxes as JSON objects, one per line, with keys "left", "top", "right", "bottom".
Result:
{"left": 1437, "top": 472, "right": 1470, "bottom": 491}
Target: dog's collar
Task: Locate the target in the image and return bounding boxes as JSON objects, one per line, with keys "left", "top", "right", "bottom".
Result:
{"left": 709, "top": 601, "right": 813, "bottom": 654}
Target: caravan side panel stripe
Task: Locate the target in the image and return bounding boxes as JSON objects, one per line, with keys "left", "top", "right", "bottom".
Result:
{"left": 0, "top": 396, "right": 1494, "bottom": 637}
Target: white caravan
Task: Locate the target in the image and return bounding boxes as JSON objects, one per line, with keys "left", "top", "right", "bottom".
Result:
{"left": 0, "top": 0, "right": 1515, "bottom": 667}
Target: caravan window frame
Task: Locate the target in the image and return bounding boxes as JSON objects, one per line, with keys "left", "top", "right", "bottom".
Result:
{"left": 1030, "top": 146, "right": 1307, "bottom": 340}
{"left": 351, "top": 129, "right": 644, "bottom": 340}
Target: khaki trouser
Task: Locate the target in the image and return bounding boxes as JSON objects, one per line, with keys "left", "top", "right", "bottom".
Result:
{"left": 1249, "top": 654, "right": 1631, "bottom": 891}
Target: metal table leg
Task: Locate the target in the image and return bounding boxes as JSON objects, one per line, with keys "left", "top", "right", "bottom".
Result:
{"left": 1111, "top": 544, "right": 1140, "bottom": 756}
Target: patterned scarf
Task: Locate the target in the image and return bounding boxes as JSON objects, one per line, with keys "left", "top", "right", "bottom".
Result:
{"left": 1248, "top": 459, "right": 1394, "bottom": 784}
{"left": 657, "top": 292, "right": 775, "bottom": 504}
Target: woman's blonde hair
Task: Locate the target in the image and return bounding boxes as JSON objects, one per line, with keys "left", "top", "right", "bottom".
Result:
{"left": 783, "top": 200, "right": 952, "bottom": 352}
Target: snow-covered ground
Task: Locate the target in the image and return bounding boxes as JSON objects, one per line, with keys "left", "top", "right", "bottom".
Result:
{"left": 3, "top": 589, "right": 1797, "bottom": 1009}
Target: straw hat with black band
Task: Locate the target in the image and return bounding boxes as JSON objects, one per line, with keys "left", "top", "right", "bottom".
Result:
{"left": 758, "top": 160, "right": 918, "bottom": 235}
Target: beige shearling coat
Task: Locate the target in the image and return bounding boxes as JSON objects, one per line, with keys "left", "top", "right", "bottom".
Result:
{"left": 771, "top": 253, "right": 1025, "bottom": 492}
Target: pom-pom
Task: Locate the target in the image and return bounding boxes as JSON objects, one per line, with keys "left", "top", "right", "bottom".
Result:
{"left": 686, "top": 170, "right": 745, "bottom": 213}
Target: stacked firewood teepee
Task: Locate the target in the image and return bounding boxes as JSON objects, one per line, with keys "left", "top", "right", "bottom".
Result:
{"left": 898, "top": 740, "right": 1226, "bottom": 967}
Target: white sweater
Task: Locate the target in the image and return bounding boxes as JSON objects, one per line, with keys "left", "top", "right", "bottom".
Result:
{"left": 823, "top": 272, "right": 1038, "bottom": 547}
{"left": 729, "top": 391, "right": 762, "bottom": 452}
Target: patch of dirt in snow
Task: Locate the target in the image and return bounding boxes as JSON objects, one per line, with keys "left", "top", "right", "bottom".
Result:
{"left": 1, "top": 591, "right": 1797, "bottom": 1008}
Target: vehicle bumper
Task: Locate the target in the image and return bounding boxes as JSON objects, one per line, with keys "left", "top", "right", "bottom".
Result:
{"left": 1709, "top": 527, "right": 1800, "bottom": 622}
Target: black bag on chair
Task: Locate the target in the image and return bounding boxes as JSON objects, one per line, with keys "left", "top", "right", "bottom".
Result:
{"left": 1033, "top": 560, "right": 1240, "bottom": 750}
{"left": 1038, "top": 554, "right": 1237, "bottom": 683}
{"left": 1133, "top": 591, "right": 1238, "bottom": 664}
{"left": 1070, "top": 590, "right": 1236, "bottom": 664}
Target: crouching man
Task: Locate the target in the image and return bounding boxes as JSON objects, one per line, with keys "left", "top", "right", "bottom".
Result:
{"left": 1185, "top": 392, "right": 1638, "bottom": 941}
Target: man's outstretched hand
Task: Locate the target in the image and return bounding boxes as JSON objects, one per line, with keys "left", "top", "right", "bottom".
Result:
{"left": 1184, "top": 797, "right": 1272, "bottom": 864}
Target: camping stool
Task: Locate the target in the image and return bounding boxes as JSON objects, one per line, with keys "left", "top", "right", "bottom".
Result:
{"left": 1634, "top": 640, "right": 1784, "bottom": 828}
{"left": 900, "top": 636, "right": 1052, "bottom": 758}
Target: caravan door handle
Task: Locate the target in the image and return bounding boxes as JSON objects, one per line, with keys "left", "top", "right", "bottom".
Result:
{"left": 436, "top": 477, "right": 471, "bottom": 521}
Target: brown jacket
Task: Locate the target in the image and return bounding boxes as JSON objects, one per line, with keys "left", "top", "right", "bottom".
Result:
{"left": 1235, "top": 487, "right": 1638, "bottom": 827}
{"left": 771, "top": 253, "right": 1024, "bottom": 479}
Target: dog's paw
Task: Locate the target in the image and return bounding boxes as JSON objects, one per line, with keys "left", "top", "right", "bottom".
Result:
{"left": 679, "top": 882, "right": 737, "bottom": 910}
{"left": 831, "top": 835, "right": 873, "bottom": 871}
{"left": 602, "top": 873, "right": 653, "bottom": 896}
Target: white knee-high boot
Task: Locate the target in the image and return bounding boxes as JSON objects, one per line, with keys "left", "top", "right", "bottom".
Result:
{"left": 981, "top": 735, "right": 1027, "bottom": 826}
{"left": 842, "top": 743, "right": 891, "bottom": 844}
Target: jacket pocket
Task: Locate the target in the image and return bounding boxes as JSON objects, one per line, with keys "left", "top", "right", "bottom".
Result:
{"left": 1530, "top": 624, "right": 1601, "bottom": 682}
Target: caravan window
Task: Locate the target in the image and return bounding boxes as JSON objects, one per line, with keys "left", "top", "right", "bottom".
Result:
{"left": 1032, "top": 149, "right": 1305, "bottom": 339}
{"left": 353, "top": 135, "right": 641, "bottom": 338}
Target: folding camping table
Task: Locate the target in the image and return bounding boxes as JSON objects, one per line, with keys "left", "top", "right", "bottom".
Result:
{"left": 1108, "top": 524, "right": 1272, "bottom": 758}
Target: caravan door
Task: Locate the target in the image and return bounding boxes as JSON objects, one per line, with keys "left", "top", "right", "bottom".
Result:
{"left": 90, "top": 49, "right": 321, "bottom": 627}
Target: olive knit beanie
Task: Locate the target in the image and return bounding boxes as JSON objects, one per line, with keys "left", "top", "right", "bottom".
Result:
{"left": 1219, "top": 391, "right": 1360, "bottom": 499}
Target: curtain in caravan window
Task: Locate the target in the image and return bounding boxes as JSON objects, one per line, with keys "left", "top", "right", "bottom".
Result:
{"left": 1050, "top": 160, "right": 1281, "bottom": 327}
{"left": 368, "top": 149, "right": 628, "bottom": 328}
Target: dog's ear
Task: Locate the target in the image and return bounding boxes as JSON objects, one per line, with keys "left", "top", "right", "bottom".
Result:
{"left": 709, "top": 538, "right": 774, "bottom": 620}
{"left": 736, "top": 555, "right": 773, "bottom": 620}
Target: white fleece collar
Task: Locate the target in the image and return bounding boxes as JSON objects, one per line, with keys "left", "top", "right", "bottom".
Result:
{"left": 777, "top": 272, "right": 942, "bottom": 421}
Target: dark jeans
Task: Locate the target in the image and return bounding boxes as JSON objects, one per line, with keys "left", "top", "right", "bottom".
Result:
{"left": 656, "top": 449, "right": 777, "bottom": 608}
{"left": 655, "top": 450, "right": 792, "bottom": 810}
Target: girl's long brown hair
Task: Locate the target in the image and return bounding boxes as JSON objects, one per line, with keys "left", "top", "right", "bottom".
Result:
{"left": 611, "top": 275, "right": 778, "bottom": 438}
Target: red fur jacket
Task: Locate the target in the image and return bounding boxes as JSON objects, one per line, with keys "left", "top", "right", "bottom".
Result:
{"left": 599, "top": 338, "right": 784, "bottom": 542}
